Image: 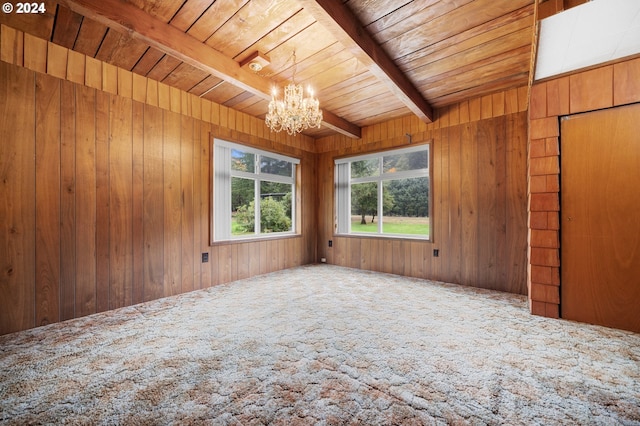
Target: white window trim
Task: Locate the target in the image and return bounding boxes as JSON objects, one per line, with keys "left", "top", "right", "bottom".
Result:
{"left": 334, "top": 144, "right": 430, "bottom": 240}
{"left": 213, "top": 139, "right": 299, "bottom": 243}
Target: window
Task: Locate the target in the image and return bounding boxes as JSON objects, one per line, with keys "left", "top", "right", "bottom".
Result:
{"left": 213, "top": 139, "right": 299, "bottom": 242}
{"left": 335, "top": 144, "right": 430, "bottom": 239}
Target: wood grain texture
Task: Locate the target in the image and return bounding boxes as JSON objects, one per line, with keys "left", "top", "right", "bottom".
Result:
{"left": 75, "top": 84, "right": 97, "bottom": 316}
{"left": 0, "top": 62, "right": 35, "bottom": 335}
{"left": 35, "top": 73, "right": 61, "bottom": 327}
{"left": 1, "top": 24, "right": 24, "bottom": 66}
{"left": 94, "top": 90, "right": 110, "bottom": 313}
{"left": 303, "top": 0, "right": 433, "bottom": 123}
{"left": 181, "top": 115, "right": 195, "bottom": 294}
{"left": 0, "top": 60, "right": 317, "bottom": 335}
{"left": 47, "top": 42, "right": 68, "bottom": 79}
{"left": 316, "top": 109, "right": 528, "bottom": 295}
{"left": 109, "top": 95, "right": 134, "bottom": 309}
{"left": 60, "top": 80, "right": 77, "bottom": 320}
{"left": 24, "top": 33, "right": 47, "bottom": 74}
{"left": 51, "top": 5, "right": 83, "bottom": 49}
{"left": 6, "top": 0, "right": 534, "bottom": 139}
{"left": 561, "top": 104, "right": 640, "bottom": 333}
{"left": 447, "top": 125, "right": 462, "bottom": 285}
{"left": 460, "top": 122, "right": 479, "bottom": 288}
{"left": 143, "top": 104, "right": 164, "bottom": 301}
{"left": 199, "top": 121, "right": 213, "bottom": 288}
{"left": 505, "top": 112, "right": 528, "bottom": 293}
{"left": 163, "top": 110, "right": 182, "bottom": 296}
{"left": 132, "top": 100, "right": 144, "bottom": 304}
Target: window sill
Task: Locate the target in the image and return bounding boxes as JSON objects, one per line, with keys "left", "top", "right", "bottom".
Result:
{"left": 211, "top": 233, "right": 302, "bottom": 246}
{"left": 334, "top": 233, "right": 431, "bottom": 242}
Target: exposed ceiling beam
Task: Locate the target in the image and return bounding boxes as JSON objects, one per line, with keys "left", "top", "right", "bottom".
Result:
{"left": 301, "top": 0, "right": 434, "bottom": 123}
{"left": 60, "top": 0, "right": 362, "bottom": 139}
{"left": 320, "top": 109, "right": 362, "bottom": 138}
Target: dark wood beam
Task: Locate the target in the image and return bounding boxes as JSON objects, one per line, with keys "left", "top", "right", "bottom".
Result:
{"left": 321, "top": 109, "right": 361, "bottom": 139}
{"left": 301, "top": 0, "right": 434, "bottom": 123}
{"left": 60, "top": 0, "right": 362, "bottom": 138}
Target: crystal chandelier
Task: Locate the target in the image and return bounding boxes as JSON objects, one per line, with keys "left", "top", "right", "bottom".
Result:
{"left": 265, "top": 52, "right": 322, "bottom": 135}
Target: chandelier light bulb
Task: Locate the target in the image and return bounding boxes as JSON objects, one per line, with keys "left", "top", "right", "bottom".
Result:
{"left": 265, "top": 52, "right": 323, "bottom": 136}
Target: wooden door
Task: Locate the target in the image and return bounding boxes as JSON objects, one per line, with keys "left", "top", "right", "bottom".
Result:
{"left": 561, "top": 103, "right": 640, "bottom": 333}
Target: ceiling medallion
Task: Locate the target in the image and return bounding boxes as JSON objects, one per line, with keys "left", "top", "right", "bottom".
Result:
{"left": 265, "top": 51, "right": 323, "bottom": 136}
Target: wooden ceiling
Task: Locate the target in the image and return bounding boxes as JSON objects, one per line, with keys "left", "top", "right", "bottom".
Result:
{"left": 1, "top": 0, "right": 535, "bottom": 138}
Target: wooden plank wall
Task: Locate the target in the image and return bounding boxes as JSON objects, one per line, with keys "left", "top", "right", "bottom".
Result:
{"left": 316, "top": 88, "right": 529, "bottom": 294}
{"left": 528, "top": 56, "right": 640, "bottom": 319}
{"left": 0, "top": 27, "right": 317, "bottom": 335}
{"left": 0, "top": 24, "right": 315, "bottom": 152}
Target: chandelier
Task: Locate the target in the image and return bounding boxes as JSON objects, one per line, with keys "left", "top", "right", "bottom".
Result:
{"left": 265, "top": 52, "right": 323, "bottom": 135}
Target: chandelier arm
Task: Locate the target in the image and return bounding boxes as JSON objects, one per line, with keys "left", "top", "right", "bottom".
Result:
{"left": 266, "top": 50, "right": 323, "bottom": 136}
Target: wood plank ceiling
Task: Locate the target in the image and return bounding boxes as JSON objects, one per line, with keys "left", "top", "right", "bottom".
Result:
{"left": 0, "top": 0, "right": 535, "bottom": 138}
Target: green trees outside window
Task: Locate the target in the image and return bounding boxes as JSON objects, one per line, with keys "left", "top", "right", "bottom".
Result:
{"left": 213, "top": 140, "right": 298, "bottom": 242}
{"left": 336, "top": 144, "right": 430, "bottom": 238}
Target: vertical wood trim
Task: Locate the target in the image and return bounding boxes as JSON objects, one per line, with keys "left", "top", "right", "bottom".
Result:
{"left": 0, "top": 58, "right": 320, "bottom": 334}
{"left": 131, "top": 100, "right": 145, "bottom": 304}
{"left": 59, "top": 80, "right": 76, "bottom": 320}
{"left": 108, "top": 95, "right": 133, "bottom": 309}
{"left": 447, "top": 125, "right": 462, "bottom": 285}
{"left": 75, "top": 85, "right": 98, "bottom": 316}
{"left": 181, "top": 115, "right": 195, "bottom": 293}
{"left": 0, "top": 63, "right": 35, "bottom": 334}
{"left": 163, "top": 111, "right": 182, "bottom": 296}
{"left": 192, "top": 119, "right": 203, "bottom": 289}
{"left": 35, "top": 73, "right": 61, "bottom": 327}
{"left": 259, "top": 240, "right": 269, "bottom": 275}
{"left": 200, "top": 122, "right": 212, "bottom": 288}
{"left": 218, "top": 245, "right": 231, "bottom": 283}
{"left": 230, "top": 244, "right": 239, "bottom": 281}
{"left": 95, "top": 90, "right": 110, "bottom": 313}
{"left": 460, "top": 121, "right": 478, "bottom": 286}
{"left": 249, "top": 242, "right": 260, "bottom": 277}
{"left": 143, "top": 104, "right": 164, "bottom": 301}
{"left": 431, "top": 129, "right": 443, "bottom": 279}
{"left": 237, "top": 244, "right": 249, "bottom": 280}
{"left": 506, "top": 112, "right": 528, "bottom": 294}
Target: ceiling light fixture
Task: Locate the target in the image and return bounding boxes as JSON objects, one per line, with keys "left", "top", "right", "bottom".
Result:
{"left": 265, "top": 51, "right": 322, "bottom": 135}
{"left": 239, "top": 51, "right": 271, "bottom": 73}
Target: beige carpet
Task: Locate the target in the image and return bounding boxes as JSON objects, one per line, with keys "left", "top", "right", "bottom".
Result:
{"left": 1, "top": 264, "right": 639, "bottom": 425}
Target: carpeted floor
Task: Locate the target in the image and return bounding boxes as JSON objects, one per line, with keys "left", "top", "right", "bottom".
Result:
{"left": 1, "top": 264, "right": 639, "bottom": 425}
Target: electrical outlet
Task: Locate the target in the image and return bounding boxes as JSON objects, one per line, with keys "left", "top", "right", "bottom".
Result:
{"left": 433, "top": 249, "right": 439, "bottom": 257}
{"left": 328, "top": 240, "right": 333, "bottom": 247}
{"left": 202, "top": 252, "right": 209, "bottom": 263}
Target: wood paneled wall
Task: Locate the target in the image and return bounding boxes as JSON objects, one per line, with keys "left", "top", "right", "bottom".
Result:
{"left": 537, "top": 0, "right": 589, "bottom": 20}
{"left": 316, "top": 89, "right": 529, "bottom": 295}
{"left": 528, "top": 56, "right": 640, "bottom": 319}
{"left": 0, "top": 24, "right": 316, "bottom": 152}
{"left": 0, "top": 60, "right": 317, "bottom": 335}
{"left": 1, "top": 22, "right": 531, "bottom": 334}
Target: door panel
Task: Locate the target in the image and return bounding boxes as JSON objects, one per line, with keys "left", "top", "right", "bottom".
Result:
{"left": 561, "top": 103, "right": 640, "bottom": 333}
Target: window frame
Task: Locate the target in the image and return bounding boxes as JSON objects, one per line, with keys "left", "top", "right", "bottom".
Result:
{"left": 213, "top": 139, "right": 300, "bottom": 243}
{"left": 334, "top": 143, "right": 432, "bottom": 241}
